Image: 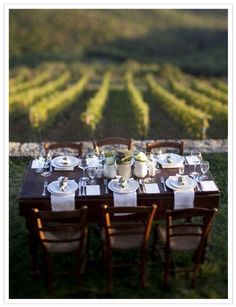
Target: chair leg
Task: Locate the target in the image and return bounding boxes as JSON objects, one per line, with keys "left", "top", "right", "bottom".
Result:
{"left": 104, "top": 249, "right": 113, "bottom": 294}
{"left": 163, "top": 250, "right": 170, "bottom": 288}
{"left": 140, "top": 251, "right": 146, "bottom": 288}
{"left": 44, "top": 252, "right": 53, "bottom": 293}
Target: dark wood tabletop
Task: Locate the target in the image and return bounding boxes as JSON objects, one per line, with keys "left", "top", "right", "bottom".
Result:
{"left": 19, "top": 160, "right": 220, "bottom": 220}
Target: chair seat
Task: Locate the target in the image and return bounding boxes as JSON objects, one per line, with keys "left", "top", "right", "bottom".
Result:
{"left": 157, "top": 225, "right": 202, "bottom": 250}
{"left": 43, "top": 230, "right": 85, "bottom": 253}
{"left": 102, "top": 227, "right": 145, "bottom": 249}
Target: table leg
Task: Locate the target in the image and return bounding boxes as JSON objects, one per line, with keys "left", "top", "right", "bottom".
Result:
{"left": 25, "top": 218, "right": 39, "bottom": 276}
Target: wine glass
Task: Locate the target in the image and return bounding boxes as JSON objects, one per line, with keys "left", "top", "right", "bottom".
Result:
{"left": 189, "top": 151, "right": 200, "bottom": 179}
{"left": 86, "top": 151, "right": 99, "bottom": 167}
{"left": 78, "top": 156, "right": 89, "bottom": 181}
{"left": 200, "top": 160, "right": 209, "bottom": 180}
{"left": 87, "top": 166, "right": 97, "bottom": 184}
{"left": 41, "top": 150, "right": 52, "bottom": 177}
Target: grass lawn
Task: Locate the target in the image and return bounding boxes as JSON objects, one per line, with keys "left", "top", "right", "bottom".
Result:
{"left": 9, "top": 153, "right": 228, "bottom": 299}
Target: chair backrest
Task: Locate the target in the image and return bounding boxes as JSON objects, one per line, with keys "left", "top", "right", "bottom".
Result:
{"left": 44, "top": 142, "right": 83, "bottom": 157}
{"left": 32, "top": 207, "right": 88, "bottom": 253}
{"left": 165, "top": 207, "right": 217, "bottom": 252}
{"left": 93, "top": 137, "right": 133, "bottom": 153}
{"left": 146, "top": 141, "right": 184, "bottom": 155}
{"left": 102, "top": 204, "right": 157, "bottom": 250}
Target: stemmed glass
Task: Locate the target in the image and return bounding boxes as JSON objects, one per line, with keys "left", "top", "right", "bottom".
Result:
{"left": 40, "top": 149, "right": 52, "bottom": 177}
{"left": 199, "top": 160, "right": 209, "bottom": 180}
{"left": 189, "top": 151, "right": 202, "bottom": 178}
{"left": 78, "top": 156, "right": 89, "bottom": 181}
{"left": 87, "top": 166, "right": 97, "bottom": 184}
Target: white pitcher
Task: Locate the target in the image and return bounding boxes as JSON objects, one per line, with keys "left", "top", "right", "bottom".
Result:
{"left": 133, "top": 160, "right": 148, "bottom": 178}
{"left": 103, "top": 162, "right": 117, "bottom": 179}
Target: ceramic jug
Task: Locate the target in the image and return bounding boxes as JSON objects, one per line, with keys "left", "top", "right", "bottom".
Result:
{"left": 133, "top": 160, "right": 148, "bottom": 178}
{"left": 103, "top": 162, "right": 117, "bottom": 179}
{"left": 117, "top": 162, "right": 131, "bottom": 179}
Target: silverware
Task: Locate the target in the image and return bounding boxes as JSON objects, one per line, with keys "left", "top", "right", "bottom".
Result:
{"left": 137, "top": 179, "right": 142, "bottom": 193}
{"left": 160, "top": 177, "right": 167, "bottom": 191}
{"left": 82, "top": 181, "right": 87, "bottom": 196}
{"left": 139, "top": 179, "right": 146, "bottom": 193}
{"left": 104, "top": 178, "right": 108, "bottom": 194}
{"left": 42, "top": 180, "right": 48, "bottom": 196}
{"left": 78, "top": 181, "right": 82, "bottom": 196}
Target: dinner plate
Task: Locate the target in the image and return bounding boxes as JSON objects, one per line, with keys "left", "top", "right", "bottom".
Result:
{"left": 166, "top": 176, "right": 197, "bottom": 190}
{"left": 156, "top": 153, "right": 183, "bottom": 166}
{"left": 47, "top": 180, "right": 78, "bottom": 195}
{"left": 108, "top": 178, "right": 139, "bottom": 194}
{"left": 51, "top": 156, "right": 79, "bottom": 168}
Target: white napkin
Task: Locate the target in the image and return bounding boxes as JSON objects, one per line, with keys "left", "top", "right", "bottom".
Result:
{"left": 113, "top": 191, "right": 137, "bottom": 207}
{"left": 185, "top": 155, "right": 200, "bottom": 165}
{"left": 174, "top": 189, "right": 195, "bottom": 210}
{"left": 51, "top": 193, "right": 75, "bottom": 211}
{"left": 144, "top": 183, "right": 160, "bottom": 194}
{"left": 31, "top": 160, "right": 44, "bottom": 169}
{"left": 86, "top": 185, "right": 101, "bottom": 195}
{"left": 200, "top": 181, "right": 218, "bottom": 191}
{"left": 54, "top": 166, "right": 75, "bottom": 171}
{"left": 161, "top": 162, "right": 184, "bottom": 169}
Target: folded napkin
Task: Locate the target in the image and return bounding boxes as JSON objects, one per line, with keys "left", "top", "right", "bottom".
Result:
{"left": 200, "top": 180, "right": 218, "bottom": 191}
{"left": 161, "top": 162, "right": 184, "bottom": 169}
{"left": 54, "top": 166, "right": 75, "bottom": 171}
{"left": 144, "top": 183, "right": 160, "bottom": 194}
{"left": 86, "top": 185, "right": 101, "bottom": 195}
{"left": 174, "top": 189, "right": 195, "bottom": 210}
{"left": 51, "top": 193, "right": 75, "bottom": 211}
{"left": 185, "top": 155, "right": 200, "bottom": 165}
{"left": 31, "top": 160, "right": 44, "bottom": 169}
{"left": 113, "top": 191, "right": 137, "bottom": 207}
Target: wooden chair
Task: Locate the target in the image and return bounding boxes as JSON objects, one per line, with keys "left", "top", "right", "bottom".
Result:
{"left": 146, "top": 141, "right": 184, "bottom": 155}
{"left": 101, "top": 204, "right": 157, "bottom": 293}
{"left": 93, "top": 137, "right": 133, "bottom": 153}
{"left": 44, "top": 142, "right": 83, "bottom": 157}
{"left": 32, "top": 207, "right": 88, "bottom": 292}
{"left": 155, "top": 207, "right": 217, "bottom": 287}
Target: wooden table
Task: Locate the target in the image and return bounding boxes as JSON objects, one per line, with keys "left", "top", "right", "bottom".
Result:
{"left": 19, "top": 161, "right": 220, "bottom": 274}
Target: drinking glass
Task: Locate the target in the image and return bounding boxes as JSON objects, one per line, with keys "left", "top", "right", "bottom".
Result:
{"left": 87, "top": 166, "right": 97, "bottom": 184}
{"left": 200, "top": 160, "right": 209, "bottom": 180}
{"left": 189, "top": 151, "right": 200, "bottom": 178}
{"left": 78, "top": 157, "right": 89, "bottom": 181}
{"left": 34, "top": 151, "right": 44, "bottom": 173}
{"left": 41, "top": 150, "right": 52, "bottom": 177}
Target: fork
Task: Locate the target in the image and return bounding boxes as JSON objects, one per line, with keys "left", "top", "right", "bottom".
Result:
{"left": 160, "top": 177, "right": 167, "bottom": 192}
{"left": 104, "top": 178, "right": 108, "bottom": 194}
{"left": 42, "top": 180, "right": 48, "bottom": 196}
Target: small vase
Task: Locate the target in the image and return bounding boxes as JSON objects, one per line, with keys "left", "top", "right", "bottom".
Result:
{"left": 117, "top": 162, "right": 131, "bottom": 179}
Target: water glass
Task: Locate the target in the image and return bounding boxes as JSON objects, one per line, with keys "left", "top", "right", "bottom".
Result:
{"left": 200, "top": 160, "right": 209, "bottom": 180}
{"left": 189, "top": 151, "right": 200, "bottom": 178}
{"left": 78, "top": 157, "right": 89, "bottom": 181}
{"left": 87, "top": 166, "right": 97, "bottom": 184}
{"left": 40, "top": 150, "right": 52, "bottom": 177}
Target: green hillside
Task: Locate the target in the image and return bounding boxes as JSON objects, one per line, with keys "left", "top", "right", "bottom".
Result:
{"left": 9, "top": 9, "right": 228, "bottom": 76}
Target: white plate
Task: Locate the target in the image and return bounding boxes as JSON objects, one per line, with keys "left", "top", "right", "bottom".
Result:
{"left": 156, "top": 153, "right": 183, "bottom": 166}
{"left": 51, "top": 156, "right": 79, "bottom": 168}
{"left": 47, "top": 180, "right": 78, "bottom": 195}
{"left": 166, "top": 176, "right": 197, "bottom": 190}
{"left": 108, "top": 179, "right": 139, "bottom": 194}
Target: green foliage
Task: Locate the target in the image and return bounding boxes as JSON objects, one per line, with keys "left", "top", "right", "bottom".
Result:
{"left": 210, "top": 78, "right": 228, "bottom": 94}
{"left": 192, "top": 79, "right": 228, "bottom": 104}
{"left": 170, "top": 80, "right": 228, "bottom": 121}
{"left": 9, "top": 9, "right": 227, "bottom": 76}
{"left": 10, "top": 71, "right": 70, "bottom": 113}
{"left": 29, "top": 74, "right": 89, "bottom": 130}
{"left": 125, "top": 72, "right": 149, "bottom": 138}
{"left": 81, "top": 72, "right": 111, "bottom": 132}
{"left": 146, "top": 74, "right": 209, "bottom": 139}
